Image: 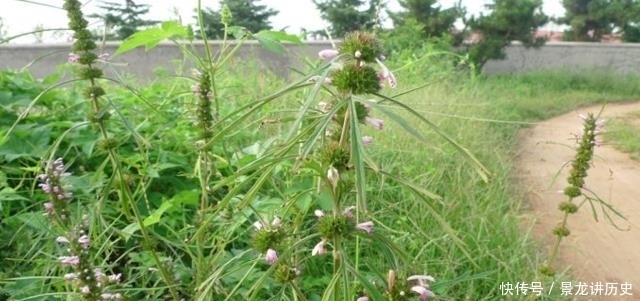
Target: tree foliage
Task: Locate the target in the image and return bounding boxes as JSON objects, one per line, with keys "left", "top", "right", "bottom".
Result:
{"left": 465, "top": 0, "right": 548, "bottom": 70}
{"left": 388, "top": 0, "right": 464, "bottom": 43}
{"left": 194, "top": 0, "right": 278, "bottom": 39}
{"left": 558, "top": 0, "right": 640, "bottom": 42}
{"left": 313, "top": 0, "right": 382, "bottom": 38}
{"left": 89, "top": 0, "right": 159, "bottom": 40}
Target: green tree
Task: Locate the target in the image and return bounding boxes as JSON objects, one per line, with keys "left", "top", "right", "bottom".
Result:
{"left": 89, "top": 0, "right": 159, "bottom": 40}
{"left": 313, "top": 0, "right": 383, "bottom": 38}
{"left": 194, "top": 0, "right": 278, "bottom": 39}
{"left": 464, "top": 0, "right": 548, "bottom": 70}
{"left": 558, "top": 0, "right": 640, "bottom": 42}
{"left": 557, "top": 0, "right": 616, "bottom": 41}
{"left": 388, "top": 0, "right": 464, "bottom": 42}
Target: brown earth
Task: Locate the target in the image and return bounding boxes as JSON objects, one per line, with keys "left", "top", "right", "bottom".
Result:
{"left": 515, "top": 102, "right": 640, "bottom": 301}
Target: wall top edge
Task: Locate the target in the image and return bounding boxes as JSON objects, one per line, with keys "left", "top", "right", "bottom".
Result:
{"left": 0, "top": 40, "right": 338, "bottom": 49}
{"left": 508, "top": 41, "right": 640, "bottom": 47}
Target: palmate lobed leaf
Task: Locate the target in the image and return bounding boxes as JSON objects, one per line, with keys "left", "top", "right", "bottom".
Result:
{"left": 114, "top": 21, "right": 189, "bottom": 56}
{"left": 253, "top": 30, "right": 302, "bottom": 54}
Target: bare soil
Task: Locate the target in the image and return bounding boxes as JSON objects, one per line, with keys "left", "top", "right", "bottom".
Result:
{"left": 515, "top": 102, "right": 640, "bottom": 301}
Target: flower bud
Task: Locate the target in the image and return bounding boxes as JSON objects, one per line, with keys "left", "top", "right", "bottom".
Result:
{"left": 327, "top": 166, "right": 339, "bottom": 189}
{"left": 318, "top": 49, "right": 339, "bottom": 60}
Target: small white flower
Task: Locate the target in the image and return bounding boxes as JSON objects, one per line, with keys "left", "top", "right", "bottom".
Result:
{"left": 78, "top": 235, "right": 90, "bottom": 249}
{"left": 312, "top": 239, "right": 327, "bottom": 256}
{"left": 361, "top": 136, "right": 373, "bottom": 146}
{"left": 327, "top": 166, "right": 339, "bottom": 189}
{"left": 80, "top": 285, "right": 91, "bottom": 295}
{"left": 253, "top": 221, "right": 263, "bottom": 231}
{"left": 271, "top": 216, "right": 281, "bottom": 227}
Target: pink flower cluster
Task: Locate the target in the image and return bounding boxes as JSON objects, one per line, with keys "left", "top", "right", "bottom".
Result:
{"left": 312, "top": 207, "right": 374, "bottom": 256}
{"left": 254, "top": 217, "right": 282, "bottom": 265}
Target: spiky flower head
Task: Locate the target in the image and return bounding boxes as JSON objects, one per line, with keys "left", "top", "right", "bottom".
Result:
{"left": 251, "top": 218, "right": 285, "bottom": 253}
{"left": 331, "top": 64, "right": 381, "bottom": 95}
{"left": 316, "top": 214, "right": 356, "bottom": 240}
{"left": 319, "top": 142, "right": 350, "bottom": 171}
{"left": 339, "top": 31, "right": 382, "bottom": 64}
{"left": 273, "top": 263, "right": 300, "bottom": 283}
{"left": 221, "top": 4, "right": 233, "bottom": 25}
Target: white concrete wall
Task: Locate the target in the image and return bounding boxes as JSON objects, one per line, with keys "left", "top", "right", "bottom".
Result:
{"left": 1, "top": 41, "right": 639, "bottom": 80}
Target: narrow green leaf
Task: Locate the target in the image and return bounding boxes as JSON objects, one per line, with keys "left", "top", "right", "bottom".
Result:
{"left": 349, "top": 98, "right": 369, "bottom": 212}
{"left": 373, "top": 93, "right": 490, "bottom": 182}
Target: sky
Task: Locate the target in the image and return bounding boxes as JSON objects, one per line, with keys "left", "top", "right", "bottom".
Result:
{"left": 0, "top": 0, "right": 566, "bottom": 44}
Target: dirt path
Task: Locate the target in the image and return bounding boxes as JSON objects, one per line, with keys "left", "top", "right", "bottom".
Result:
{"left": 515, "top": 102, "right": 640, "bottom": 301}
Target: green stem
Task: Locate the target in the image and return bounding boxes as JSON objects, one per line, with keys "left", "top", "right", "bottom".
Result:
{"left": 547, "top": 203, "right": 571, "bottom": 270}
{"left": 86, "top": 71, "right": 181, "bottom": 301}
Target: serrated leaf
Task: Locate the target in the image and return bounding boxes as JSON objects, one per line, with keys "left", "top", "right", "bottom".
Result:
{"left": 254, "top": 35, "right": 284, "bottom": 54}
{"left": 253, "top": 30, "right": 301, "bottom": 54}
{"left": 0, "top": 187, "right": 30, "bottom": 201}
{"left": 115, "top": 21, "right": 188, "bottom": 56}
{"left": 121, "top": 190, "right": 198, "bottom": 241}
{"left": 256, "top": 30, "right": 302, "bottom": 44}
{"left": 143, "top": 199, "right": 174, "bottom": 227}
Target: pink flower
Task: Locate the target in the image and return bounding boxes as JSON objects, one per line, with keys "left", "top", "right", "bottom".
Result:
{"left": 78, "top": 235, "right": 90, "bottom": 249}
{"left": 44, "top": 202, "right": 54, "bottom": 214}
{"left": 365, "top": 117, "right": 384, "bottom": 130}
{"left": 408, "top": 274, "right": 436, "bottom": 301}
{"left": 410, "top": 285, "right": 434, "bottom": 301}
{"left": 407, "top": 274, "right": 436, "bottom": 284}
{"left": 68, "top": 53, "right": 79, "bottom": 64}
{"left": 318, "top": 49, "right": 339, "bottom": 60}
{"left": 312, "top": 239, "right": 327, "bottom": 256}
{"left": 361, "top": 136, "right": 373, "bottom": 146}
{"left": 56, "top": 236, "right": 70, "bottom": 244}
{"left": 376, "top": 58, "right": 397, "bottom": 88}
{"left": 59, "top": 256, "right": 80, "bottom": 267}
{"left": 343, "top": 206, "right": 355, "bottom": 218}
{"left": 357, "top": 296, "right": 369, "bottom": 301}
{"left": 356, "top": 221, "right": 374, "bottom": 234}
{"left": 265, "top": 248, "right": 278, "bottom": 265}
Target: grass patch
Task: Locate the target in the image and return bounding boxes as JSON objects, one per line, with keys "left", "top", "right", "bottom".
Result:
{"left": 604, "top": 111, "right": 640, "bottom": 160}
{"left": 3, "top": 52, "right": 640, "bottom": 300}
